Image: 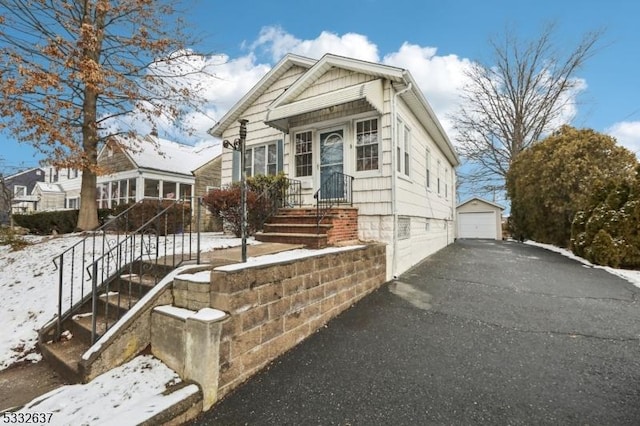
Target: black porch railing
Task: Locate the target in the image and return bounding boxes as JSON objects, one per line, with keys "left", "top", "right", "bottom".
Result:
{"left": 255, "top": 177, "right": 302, "bottom": 229}
{"left": 52, "top": 197, "right": 202, "bottom": 342}
{"left": 313, "top": 172, "right": 354, "bottom": 233}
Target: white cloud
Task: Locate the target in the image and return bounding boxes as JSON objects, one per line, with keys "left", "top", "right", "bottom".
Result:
{"left": 606, "top": 121, "right": 640, "bottom": 156}
{"left": 252, "top": 26, "right": 379, "bottom": 63}
{"left": 382, "top": 42, "right": 473, "bottom": 136}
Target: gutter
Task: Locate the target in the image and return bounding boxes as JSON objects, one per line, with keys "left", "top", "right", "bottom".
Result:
{"left": 391, "top": 79, "right": 412, "bottom": 279}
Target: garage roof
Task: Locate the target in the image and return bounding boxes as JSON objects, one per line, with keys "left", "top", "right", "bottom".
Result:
{"left": 457, "top": 197, "right": 505, "bottom": 211}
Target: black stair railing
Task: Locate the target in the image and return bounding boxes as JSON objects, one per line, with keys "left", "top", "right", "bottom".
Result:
{"left": 51, "top": 197, "right": 202, "bottom": 342}
{"left": 313, "top": 172, "right": 354, "bottom": 233}
{"left": 254, "top": 177, "right": 302, "bottom": 230}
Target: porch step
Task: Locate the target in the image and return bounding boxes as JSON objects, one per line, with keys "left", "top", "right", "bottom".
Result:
{"left": 262, "top": 223, "right": 332, "bottom": 235}
{"left": 39, "top": 250, "right": 193, "bottom": 383}
{"left": 118, "top": 273, "right": 158, "bottom": 295}
{"left": 96, "top": 292, "right": 141, "bottom": 318}
{"left": 69, "top": 312, "right": 112, "bottom": 344}
{"left": 39, "top": 337, "right": 86, "bottom": 383}
{"left": 254, "top": 232, "right": 328, "bottom": 249}
{"left": 266, "top": 214, "right": 334, "bottom": 225}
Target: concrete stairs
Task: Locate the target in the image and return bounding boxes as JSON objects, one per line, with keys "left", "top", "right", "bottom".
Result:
{"left": 39, "top": 261, "right": 174, "bottom": 383}
{"left": 255, "top": 208, "right": 333, "bottom": 249}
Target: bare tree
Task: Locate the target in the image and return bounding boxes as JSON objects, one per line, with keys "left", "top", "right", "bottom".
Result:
{"left": 0, "top": 0, "right": 212, "bottom": 230}
{"left": 453, "top": 24, "right": 603, "bottom": 195}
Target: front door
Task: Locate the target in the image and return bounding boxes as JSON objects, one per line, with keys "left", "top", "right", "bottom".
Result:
{"left": 319, "top": 129, "right": 344, "bottom": 200}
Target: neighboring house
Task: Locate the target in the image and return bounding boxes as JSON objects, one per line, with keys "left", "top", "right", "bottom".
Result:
{"left": 32, "top": 182, "right": 66, "bottom": 211}
{"left": 456, "top": 197, "right": 505, "bottom": 240}
{"left": 40, "top": 134, "right": 222, "bottom": 230}
{"left": 0, "top": 167, "right": 45, "bottom": 223}
{"left": 94, "top": 134, "right": 220, "bottom": 210}
{"left": 44, "top": 166, "right": 81, "bottom": 210}
{"left": 209, "top": 53, "right": 460, "bottom": 279}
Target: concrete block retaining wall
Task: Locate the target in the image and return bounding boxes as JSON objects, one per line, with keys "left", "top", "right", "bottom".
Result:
{"left": 172, "top": 243, "right": 386, "bottom": 399}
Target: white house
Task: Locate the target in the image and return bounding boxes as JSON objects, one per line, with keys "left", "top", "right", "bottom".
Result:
{"left": 209, "top": 53, "right": 459, "bottom": 279}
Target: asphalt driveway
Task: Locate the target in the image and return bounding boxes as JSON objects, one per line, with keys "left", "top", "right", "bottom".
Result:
{"left": 191, "top": 239, "right": 640, "bottom": 425}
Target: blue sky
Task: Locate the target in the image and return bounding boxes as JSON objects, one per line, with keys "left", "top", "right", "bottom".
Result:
{"left": 2, "top": 0, "right": 639, "bottom": 184}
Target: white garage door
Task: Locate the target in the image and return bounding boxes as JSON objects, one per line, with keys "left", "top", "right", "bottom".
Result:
{"left": 458, "top": 212, "right": 497, "bottom": 239}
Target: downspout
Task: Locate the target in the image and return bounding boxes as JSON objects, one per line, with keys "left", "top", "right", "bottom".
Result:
{"left": 391, "top": 78, "right": 412, "bottom": 279}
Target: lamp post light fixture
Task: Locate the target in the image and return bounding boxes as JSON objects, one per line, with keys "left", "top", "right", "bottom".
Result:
{"left": 223, "top": 119, "right": 249, "bottom": 262}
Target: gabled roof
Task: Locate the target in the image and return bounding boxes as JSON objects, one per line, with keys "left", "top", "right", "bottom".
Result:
{"left": 3, "top": 167, "right": 45, "bottom": 181}
{"left": 208, "top": 53, "right": 459, "bottom": 166}
{"left": 101, "top": 135, "right": 222, "bottom": 176}
{"left": 457, "top": 197, "right": 505, "bottom": 211}
{"left": 32, "top": 182, "right": 64, "bottom": 193}
{"left": 208, "top": 54, "right": 317, "bottom": 138}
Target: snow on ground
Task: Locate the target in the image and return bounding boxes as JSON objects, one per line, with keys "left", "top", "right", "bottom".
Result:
{"left": 17, "top": 355, "right": 198, "bottom": 426}
{"left": 524, "top": 240, "right": 640, "bottom": 288}
{"left": 0, "top": 232, "right": 256, "bottom": 370}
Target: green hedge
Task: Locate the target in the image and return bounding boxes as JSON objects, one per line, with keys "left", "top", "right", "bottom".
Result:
{"left": 12, "top": 209, "right": 113, "bottom": 235}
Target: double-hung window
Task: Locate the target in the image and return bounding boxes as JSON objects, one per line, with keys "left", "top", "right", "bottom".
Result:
{"left": 356, "top": 118, "right": 379, "bottom": 171}
{"left": 396, "top": 119, "right": 411, "bottom": 176}
{"left": 425, "top": 148, "right": 431, "bottom": 189}
{"left": 295, "top": 131, "right": 313, "bottom": 177}
{"left": 437, "top": 160, "right": 442, "bottom": 195}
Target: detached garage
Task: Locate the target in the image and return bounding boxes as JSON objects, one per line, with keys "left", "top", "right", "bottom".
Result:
{"left": 457, "top": 197, "right": 505, "bottom": 240}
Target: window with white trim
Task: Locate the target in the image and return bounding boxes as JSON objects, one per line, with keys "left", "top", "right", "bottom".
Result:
{"left": 355, "top": 118, "right": 379, "bottom": 171}
{"left": 245, "top": 142, "right": 278, "bottom": 177}
{"left": 445, "top": 167, "right": 449, "bottom": 199}
{"left": 437, "top": 160, "right": 442, "bottom": 195}
{"left": 67, "top": 197, "right": 80, "bottom": 209}
{"left": 294, "top": 131, "right": 313, "bottom": 177}
{"left": 396, "top": 119, "right": 411, "bottom": 176}
{"left": 425, "top": 148, "right": 431, "bottom": 189}
{"left": 14, "top": 185, "right": 27, "bottom": 197}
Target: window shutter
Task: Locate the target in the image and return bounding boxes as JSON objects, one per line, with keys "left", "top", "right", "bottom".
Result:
{"left": 277, "top": 139, "right": 283, "bottom": 173}
{"left": 231, "top": 150, "right": 240, "bottom": 182}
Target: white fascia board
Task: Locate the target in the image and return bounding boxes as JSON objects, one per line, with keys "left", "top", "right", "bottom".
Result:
{"left": 265, "top": 79, "right": 384, "bottom": 132}
{"left": 208, "top": 54, "right": 317, "bottom": 138}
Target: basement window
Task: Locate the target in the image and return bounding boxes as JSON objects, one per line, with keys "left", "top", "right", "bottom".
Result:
{"left": 398, "top": 216, "right": 411, "bottom": 240}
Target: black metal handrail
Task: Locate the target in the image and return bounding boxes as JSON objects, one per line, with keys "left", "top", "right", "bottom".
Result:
{"left": 313, "top": 172, "right": 354, "bottom": 233}
{"left": 254, "top": 177, "right": 302, "bottom": 229}
{"left": 51, "top": 197, "right": 202, "bottom": 342}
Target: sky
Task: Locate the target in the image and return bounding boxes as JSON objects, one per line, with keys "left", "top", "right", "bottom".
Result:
{"left": 2, "top": 0, "right": 639, "bottom": 190}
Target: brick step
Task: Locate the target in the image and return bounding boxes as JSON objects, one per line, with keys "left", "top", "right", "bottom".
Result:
{"left": 262, "top": 223, "right": 332, "bottom": 235}
{"left": 266, "top": 214, "right": 334, "bottom": 225}
{"left": 274, "top": 208, "right": 320, "bottom": 216}
{"left": 254, "top": 232, "right": 328, "bottom": 249}
{"left": 38, "top": 337, "right": 87, "bottom": 383}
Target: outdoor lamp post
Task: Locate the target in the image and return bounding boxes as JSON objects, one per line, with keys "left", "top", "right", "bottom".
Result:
{"left": 223, "top": 119, "right": 249, "bottom": 262}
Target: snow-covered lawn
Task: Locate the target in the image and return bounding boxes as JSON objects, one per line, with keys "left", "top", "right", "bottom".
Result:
{"left": 16, "top": 355, "right": 197, "bottom": 426}
{"left": 0, "top": 232, "right": 253, "bottom": 370}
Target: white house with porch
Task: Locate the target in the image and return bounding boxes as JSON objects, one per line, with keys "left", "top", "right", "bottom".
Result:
{"left": 209, "top": 53, "right": 459, "bottom": 279}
